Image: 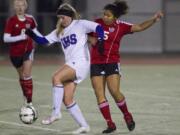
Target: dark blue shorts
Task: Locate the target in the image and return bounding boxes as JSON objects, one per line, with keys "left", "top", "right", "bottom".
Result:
{"left": 10, "top": 51, "right": 33, "bottom": 68}
{"left": 90, "top": 63, "right": 121, "bottom": 77}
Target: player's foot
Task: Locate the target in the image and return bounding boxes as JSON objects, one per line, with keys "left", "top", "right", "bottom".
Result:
{"left": 26, "top": 102, "right": 33, "bottom": 106}
{"left": 23, "top": 100, "right": 33, "bottom": 106}
{"left": 41, "top": 114, "right": 62, "bottom": 125}
{"left": 102, "top": 122, "right": 116, "bottom": 134}
{"left": 124, "top": 113, "right": 135, "bottom": 131}
{"left": 72, "top": 126, "right": 90, "bottom": 134}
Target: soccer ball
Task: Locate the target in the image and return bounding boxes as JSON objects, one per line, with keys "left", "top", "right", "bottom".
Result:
{"left": 19, "top": 105, "right": 38, "bottom": 124}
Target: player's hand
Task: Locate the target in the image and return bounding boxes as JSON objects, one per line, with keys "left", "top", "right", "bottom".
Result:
{"left": 97, "top": 39, "right": 104, "bottom": 55}
{"left": 21, "top": 34, "right": 27, "bottom": 40}
{"left": 25, "top": 28, "right": 34, "bottom": 38}
{"left": 154, "top": 11, "right": 164, "bottom": 22}
{"left": 88, "top": 36, "right": 97, "bottom": 45}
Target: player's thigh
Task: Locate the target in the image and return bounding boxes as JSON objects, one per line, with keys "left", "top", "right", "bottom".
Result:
{"left": 67, "top": 60, "right": 90, "bottom": 84}
{"left": 53, "top": 64, "right": 76, "bottom": 84}
{"left": 16, "top": 67, "right": 23, "bottom": 78}
{"left": 91, "top": 76, "right": 106, "bottom": 101}
{"left": 22, "top": 60, "right": 33, "bottom": 77}
{"left": 106, "top": 74, "right": 120, "bottom": 94}
{"left": 22, "top": 50, "right": 34, "bottom": 77}
{"left": 10, "top": 56, "right": 24, "bottom": 77}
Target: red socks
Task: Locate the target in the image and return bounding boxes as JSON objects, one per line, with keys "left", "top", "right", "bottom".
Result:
{"left": 19, "top": 78, "right": 33, "bottom": 103}
{"left": 116, "top": 98, "right": 129, "bottom": 116}
{"left": 99, "top": 101, "right": 115, "bottom": 127}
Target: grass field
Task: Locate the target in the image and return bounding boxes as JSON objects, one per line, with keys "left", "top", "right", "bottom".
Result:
{"left": 0, "top": 57, "right": 180, "bottom": 135}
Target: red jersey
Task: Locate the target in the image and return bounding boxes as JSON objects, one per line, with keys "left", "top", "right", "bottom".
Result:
{"left": 4, "top": 14, "right": 37, "bottom": 57}
{"left": 90, "top": 18, "right": 133, "bottom": 64}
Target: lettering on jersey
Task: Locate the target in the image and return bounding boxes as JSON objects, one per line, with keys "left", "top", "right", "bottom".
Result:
{"left": 61, "top": 34, "right": 77, "bottom": 49}
{"left": 104, "top": 31, "right": 109, "bottom": 40}
{"left": 109, "top": 27, "right": 115, "bottom": 33}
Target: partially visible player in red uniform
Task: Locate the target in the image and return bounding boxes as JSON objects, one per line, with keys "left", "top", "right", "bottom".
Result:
{"left": 3, "top": 0, "right": 41, "bottom": 106}
{"left": 89, "top": 0, "right": 163, "bottom": 133}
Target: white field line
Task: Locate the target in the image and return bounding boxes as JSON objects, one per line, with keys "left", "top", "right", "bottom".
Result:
{"left": 0, "top": 120, "right": 60, "bottom": 132}
{"left": 0, "top": 76, "right": 180, "bottom": 101}
{"left": 0, "top": 120, "right": 73, "bottom": 134}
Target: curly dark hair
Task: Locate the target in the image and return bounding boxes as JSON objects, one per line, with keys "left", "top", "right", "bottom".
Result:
{"left": 104, "top": 0, "right": 129, "bottom": 18}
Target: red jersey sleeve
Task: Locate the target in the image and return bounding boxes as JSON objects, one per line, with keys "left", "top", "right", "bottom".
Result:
{"left": 25, "top": 15, "right": 37, "bottom": 29}
{"left": 117, "top": 20, "right": 133, "bottom": 35}
{"left": 31, "top": 16, "right": 37, "bottom": 29}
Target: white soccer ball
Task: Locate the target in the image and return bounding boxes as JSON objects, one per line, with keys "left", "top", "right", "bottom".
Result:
{"left": 19, "top": 105, "right": 38, "bottom": 124}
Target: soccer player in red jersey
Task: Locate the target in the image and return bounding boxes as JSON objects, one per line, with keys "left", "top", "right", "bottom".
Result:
{"left": 3, "top": 0, "right": 41, "bottom": 106}
{"left": 89, "top": 0, "right": 163, "bottom": 133}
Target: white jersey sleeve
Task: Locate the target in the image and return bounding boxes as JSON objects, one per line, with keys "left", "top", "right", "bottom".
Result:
{"left": 45, "top": 29, "right": 59, "bottom": 44}
{"left": 79, "top": 20, "right": 99, "bottom": 33}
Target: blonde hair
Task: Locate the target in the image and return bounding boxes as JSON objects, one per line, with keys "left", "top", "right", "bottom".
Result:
{"left": 56, "top": 3, "right": 80, "bottom": 36}
{"left": 14, "top": 0, "right": 28, "bottom": 7}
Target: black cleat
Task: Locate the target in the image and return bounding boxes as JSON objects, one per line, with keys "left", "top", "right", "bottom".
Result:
{"left": 124, "top": 113, "right": 135, "bottom": 131}
{"left": 102, "top": 122, "right": 116, "bottom": 134}
{"left": 102, "top": 127, "right": 116, "bottom": 134}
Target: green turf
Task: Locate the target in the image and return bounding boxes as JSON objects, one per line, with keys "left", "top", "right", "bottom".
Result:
{"left": 0, "top": 65, "right": 180, "bottom": 135}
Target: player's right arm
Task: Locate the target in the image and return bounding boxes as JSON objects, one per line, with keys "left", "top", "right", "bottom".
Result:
{"left": 3, "top": 33, "right": 27, "bottom": 43}
{"left": 25, "top": 29, "right": 58, "bottom": 45}
{"left": 3, "top": 18, "right": 27, "bottom": 43}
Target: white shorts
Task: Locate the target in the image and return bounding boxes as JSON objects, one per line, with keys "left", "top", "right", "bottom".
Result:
{"left": 66, "top": 59, "right": 90, "bottom": 84}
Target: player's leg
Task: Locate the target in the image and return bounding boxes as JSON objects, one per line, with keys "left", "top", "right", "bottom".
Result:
{"left": 16, "top": 66, "right": 26, "bottom": 102}
{"left": 63, "top": 82, "right": 90, "bottom": 134}
{"left": 10, "top": 55, "right": 32, "bottom": 105}
{"left": 21, "top": 59, "right": 33, "bottom": 104}
{"left": 42, "top": 64, "right": 76, "bottom": 125}
{"left": 106, "top": 73, "right": 135, "bottom": 131}
{"left": 19, "top": 50, "right": 34, "bottom": 105}
{"left": 41, "top": 84, "right": 63, "bottom": 125}
{"left": 91, "top": 75, "right": 116, "bottom": 133}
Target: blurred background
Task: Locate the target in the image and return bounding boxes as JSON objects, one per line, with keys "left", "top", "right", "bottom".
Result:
{"left": 0, "top": 0, "right": 180, "bottom": 54}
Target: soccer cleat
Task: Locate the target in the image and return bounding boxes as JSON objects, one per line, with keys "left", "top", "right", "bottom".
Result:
{"left": 124, "top": 113, "right": 135, "bottom": 131}
{"left": 102, "top": 122, "right": 116, "bottom": 134}
{"left": 72, "top": 126, "right": 90, "bottom": 134}
{"left": 41, "top": 114, "right": 62, "bottom": 125}
{"left": 23, "top": 97, "right": 33, "bottom": 106}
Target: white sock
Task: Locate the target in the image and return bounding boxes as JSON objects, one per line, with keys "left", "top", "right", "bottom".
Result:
{"left": 52, "top": 85, "right": 64, "bottom": 116}
{"left": 67, "top": 101, "right": 89, "bottom": 128}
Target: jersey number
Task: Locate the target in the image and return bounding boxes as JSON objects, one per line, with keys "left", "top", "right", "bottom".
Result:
{"left": 61, "top": 34, "right": 77, "bottom": 49}
{"left": 104, "top": 31, "right": 109, "bottom": 40}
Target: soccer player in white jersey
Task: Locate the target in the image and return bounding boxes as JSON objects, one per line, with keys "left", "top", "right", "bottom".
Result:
{"left": 25, "top": 3, "right": 104, "bottom": 134}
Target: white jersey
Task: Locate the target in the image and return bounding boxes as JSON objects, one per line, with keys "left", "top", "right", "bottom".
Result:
{"left": 45, "top": 20, "right": 99, "bottom": 63}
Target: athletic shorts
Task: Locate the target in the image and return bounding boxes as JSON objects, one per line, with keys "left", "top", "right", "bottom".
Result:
{"left": 90, "top": 63, "right": 121, "bottom": 77}
{"left": 66, "top": 59, "right": 90, "bottom": 84}
{"left": 10, "top": 50, "right": 34, "bottom": 68}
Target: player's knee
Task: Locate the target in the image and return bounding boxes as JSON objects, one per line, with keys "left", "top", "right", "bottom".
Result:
{"left": 97, "top": 96, "right": 106, "bottom": 104}
{"left": 64, "top": 98, "right": 73, "bottom": 106}
{"left": 52, "top": 75, "right": 62, "bottom": 85}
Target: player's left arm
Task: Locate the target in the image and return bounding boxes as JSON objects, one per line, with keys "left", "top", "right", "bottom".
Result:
{"left": 87, "top": 25, "right": 104, "bottom": 45}
{"left": 95, "top": 25, "right": 104, "bottom": 41}
{"left": 30, "top": 16, "right": 44, "bottom": 37}
{"left": 32, "top": 28, "right": 43, "bottom": 37}
{"left": 25, "top": 29, "right": 49, "bottom": 45}
{"left": 131, "top": 11, "right": 164, "bottom": 32}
